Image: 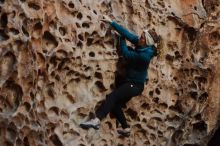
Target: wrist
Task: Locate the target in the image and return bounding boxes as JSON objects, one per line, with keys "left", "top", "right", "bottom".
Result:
{"left": 111, "top": 21, "right": 116, "bottom": 25}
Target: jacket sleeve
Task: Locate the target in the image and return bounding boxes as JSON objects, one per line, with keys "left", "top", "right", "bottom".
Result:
{"left": 111, "top": 21, "right": 139, "bottom": 45}
{"left": 120, "top": 37, "right": 153, "bottom": 61}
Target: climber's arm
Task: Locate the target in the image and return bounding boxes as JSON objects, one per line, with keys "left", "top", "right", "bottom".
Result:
{"left": 111, "top": 21, "right": 139, "bottom": 45}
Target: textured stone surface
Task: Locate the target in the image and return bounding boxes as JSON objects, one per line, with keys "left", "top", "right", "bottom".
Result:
{"left": 0, "top": 0, "right": 219, "bottom": 146}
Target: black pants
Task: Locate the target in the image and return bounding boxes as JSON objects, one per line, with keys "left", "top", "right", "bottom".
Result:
{"left": 96, "top": 81, "right": 144, "bottom": 128}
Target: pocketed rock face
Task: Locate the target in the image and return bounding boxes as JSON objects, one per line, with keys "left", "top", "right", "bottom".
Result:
{"left": 0, "top": 0, "right": 219, "bottom": 146}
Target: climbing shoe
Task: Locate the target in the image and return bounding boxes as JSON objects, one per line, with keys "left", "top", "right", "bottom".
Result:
{"left": 117, "top": 127, "right": 131, "bottom": 137}
{"left": 80, "top": 117, "right": 100, "bottom": 130}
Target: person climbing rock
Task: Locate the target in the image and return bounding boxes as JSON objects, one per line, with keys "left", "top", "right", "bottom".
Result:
{"left": 80, "top": 15, "right": 161, "bottom": 137}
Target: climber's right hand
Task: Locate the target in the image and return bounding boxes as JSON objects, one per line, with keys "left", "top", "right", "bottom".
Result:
{"left": 100, "top": 15, "right": 112, "bottom": 23}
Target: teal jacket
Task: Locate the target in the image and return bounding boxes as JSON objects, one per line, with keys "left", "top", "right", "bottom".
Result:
{"left": 111, "top": 21, "right": 156, "bottom": 84}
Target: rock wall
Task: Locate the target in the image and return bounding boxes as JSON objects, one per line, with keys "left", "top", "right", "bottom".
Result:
{"left": 0, "top": 0, "right": 220, "bottom": 146}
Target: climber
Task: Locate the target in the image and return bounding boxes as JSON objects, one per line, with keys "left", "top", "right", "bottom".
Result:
{"left": 80, "top": 15, "right": 160, "bottom": 136}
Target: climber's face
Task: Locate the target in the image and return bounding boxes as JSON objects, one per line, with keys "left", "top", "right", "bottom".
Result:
{"left": 138, "top": 32, "right": 147, "bottom": 46}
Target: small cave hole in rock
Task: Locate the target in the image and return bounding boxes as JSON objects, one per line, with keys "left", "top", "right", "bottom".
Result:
{"left": 192, "top": 121, "right": 207, "bottom": 132}
{"left": 19, "top": 13, "right": 26, "bottom": 19}
{"left": 77, "top": 12, "right": 83, "bottom": 20}
{"left": 1, "top": 13, "right": 7, "bottom": 27}
{"left": 42, "top": 50, "right": 48, "bottom": 54}
{"left": 49, "top": 106, "right": 60, "bottom": 115}
{"left": 142, "top": 118, "right": 147, "bottom": 123}
{"left": 76, "top": 22, "right": 81, "bottom": 28}
{"left": 141, "top": 103, "right": 150, "bottom": 110}
{"left": 23, "top": 102, "right": 31, "bottom": 112}
{"left": 49, "top": 20, "right": 57, "bottom": 29}
{"left": 66, "top": 94, "right": 75, "bottom": 103}
{"left": 50, "top": 134, "right": 63, "bottom": 146}
{"left": 125, "top": 108, "right": 138, "bottom": 120}
{"left": 194, "top": 113, "right": 202, "bottom": 121}
{"left": 47, "top": 88, "right": 54, "bottom": 98}
{"left": 23, "top": 136, "right": 30, "bottom": 146}
{"left": 5, "top": 81, "right": 23, "bottom": 107}
{"left": 87, "top": 15, "right": 92, "bottom": 20}
{"left": 28, "top": 2, "right": 41, "bottom": 10}
{"left": 55, "top": 75, "right": 60, "bottom": 81}
{"left": 68, "top": 2, "right": 74, "bottom": 8}
{"left": 0, "top": 29, "right": 9, "bottom": 41}
{"left": 194, "top": 6, "right": 197, "bottom": 10}
{"left": 195, "top": 76, "right": 207, "bottom": 84}
{"left": 169, "top": 100, "right": 183, "bottom": 113}
{"left": 59, "top": 27, "right": 66, "bottom": 36}
{"left": 110, "top": 83, "right": 114, "bottom": 89}
{"left": 155, "top": 88, "right": 161, "bottom": 95}
{"left": 167, "top": 115, "right": 181, "bottom": 122}
{"left": 189, "top": 91, "right": 198, "bottom": 100}
{"left": 77, "top": 41, "right": 83, "bottom": 48}
{"left": 190, "top": 81, "right": 197, "bottom": 89}
{"left": 209, "top": 31, "right": 220, "bottom": 41}
{"left": 185, "top": 27, "right": 198, "bottom": 41}
{"left": 173, "top": 76, "right": 177, "bottom": 81}
{"left": 156, "top": 131, "right": 163, "bottom": 138}
{"left": 74, "top": 78, "right": 81, "bottom": 83}
{"left": 71, "top": 11, "right": 77, "bottom": 17}
{"left": 64, "top": 38, "right": 70, "bottom": 42}
{"left": 165, "top": 54, "right": 174, "bottom": 61}
{"left": 104, "top": 121, "right": 113, "bottom": 129}
{"left": 22, "top": 25, "right": 29, "bottom": 37}
{"left": 10, "top": 28, "right": 19, "bottom": 35}
{"left": 174, "top": 51, "right": 182, "bottom": 59}
{"left": 149, "top": 90, "right": 154, "bottom": 96}
{"left": 171, "top": 130, "right": 183, "bottom": 143}
{"left": 100, "top": 22, "right": 105, "bottom": 30}
{"left": 93, "top": 10, "right": 97, "bottom": 15}
{"left": 87, "top": 38, "right": 93, "bottom": 46}
{"left": 152, "top": 97, "right": 159, "bottom": 103}
{"left": 43, "top": 31, "right": 58, "bottom": 47}
{"left": 30, "top": 92, "right": 35, "bottom": 99}
{"left": 84, "top": 66, "right": 91, "bottom": 71}
{"left": 198, "top": 92, "right": 208, "bottom": 102}
{"left": 49, "top": 56, "right": 57, "bottom": 66}
{"left": 95, "top": 72, "right": 102, "bottom": 79}
{"left": 89, "top": 51, "right": 95, "bottom": 57}
{"left": 82, "top": 22, "right": 90, "bottom": 28}
{"left": 134, "top": 123, "right": 142, "bottom": 129}
{"left": 91, "top": 31, "right": 98, "bottom": 36}
{"left": 150, "top": 134, "right": 156, "bottom": 141}
{"left": 78, "top": 34, "right": 84, "bottom": 41}
{"left": 34, "top": 22, "right": 43, "bottom": 30}
{"left": 95, "top": 81, "right": 107, "bottom": 92}
{"left": 159, "top": 103, "right": 168, "bottom": 109}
